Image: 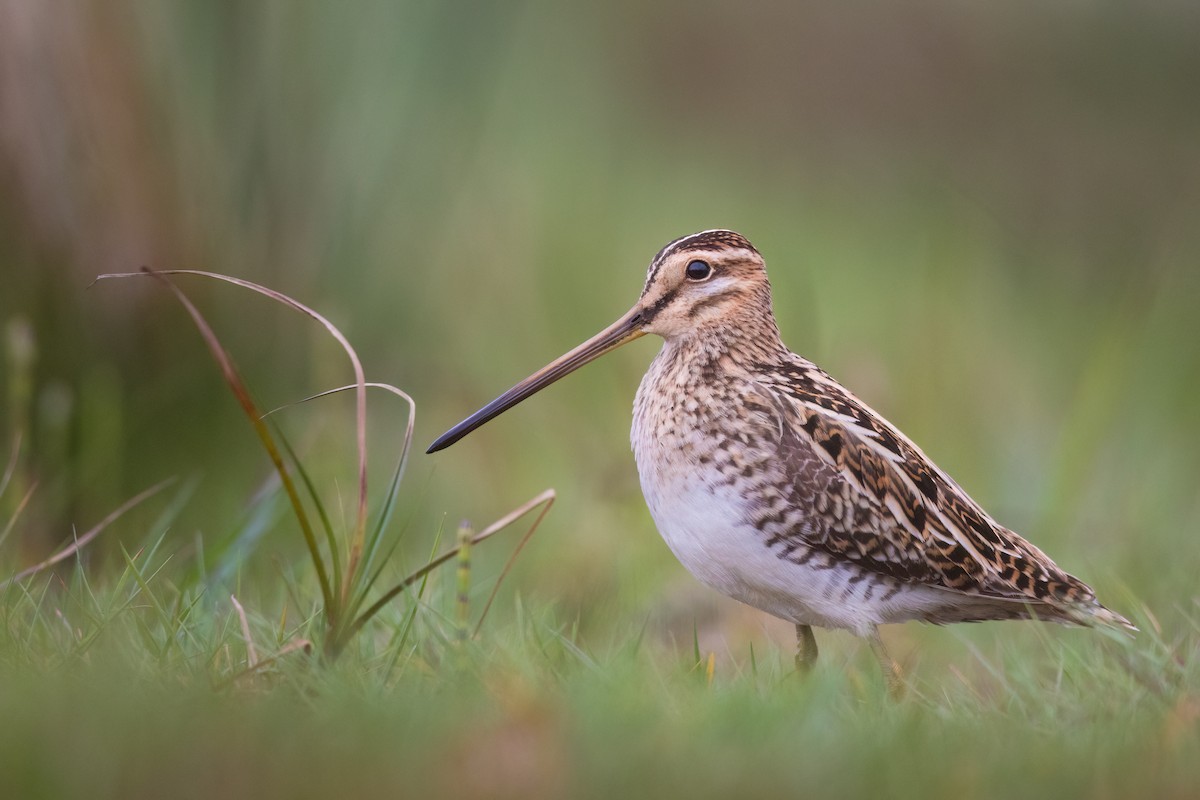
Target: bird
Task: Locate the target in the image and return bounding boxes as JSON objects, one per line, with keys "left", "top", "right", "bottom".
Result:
{"left": 427, "top": 229, "right": 1133, "bottom": 692}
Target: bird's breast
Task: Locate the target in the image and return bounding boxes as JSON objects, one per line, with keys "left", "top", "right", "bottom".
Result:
{"left": 628, "top": 347, "right": 927, "bottom": 633}
{"left": 631, "top": 351, "right": 823, "bottom": 624}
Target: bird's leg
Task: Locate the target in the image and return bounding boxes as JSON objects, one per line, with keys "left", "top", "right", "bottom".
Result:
{"left": 867, "top": 627, "right": 904, "bottom": 698}
{"left": 794, "top": 624, "right": 818, "bottom": 674}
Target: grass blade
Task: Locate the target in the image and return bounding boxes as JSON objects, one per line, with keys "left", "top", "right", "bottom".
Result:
{"left": 276, "top": 427, "right": 342, "bottom": 603}
{"left": 94, "top": 269, "right": 370, "bottom": 591}
{"left": 349, "top": 489, "right": 556, "bottom": 637}
{"left": 472, "top": 488, "right": 555, "bottom": 636}
{"left": 264, "top": 382, "right": 415, "bottom": 616}
{"left": 93, "top": 270, "right": 336, "bottom": 620}
{"left": 0, "top": 480, "right": 38, "bottom": 551}
{"left": 0, "top": 432, "right": 21, "bottom": 501}
{"left": 0, "top": 479, "right": 172, "bottom": 590}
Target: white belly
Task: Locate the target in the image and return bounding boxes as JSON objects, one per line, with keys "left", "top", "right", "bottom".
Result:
{"left": 638, "top": 469, "right": 891, "bottom": 635}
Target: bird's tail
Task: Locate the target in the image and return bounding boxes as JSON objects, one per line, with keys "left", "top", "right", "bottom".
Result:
{"left": 1067, "top": 602, "right": 1138, "bottom": 634}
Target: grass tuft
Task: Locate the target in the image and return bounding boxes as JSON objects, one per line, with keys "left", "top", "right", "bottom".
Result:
{"left": 90, "top": 268, "right": 553, "bottom": 662}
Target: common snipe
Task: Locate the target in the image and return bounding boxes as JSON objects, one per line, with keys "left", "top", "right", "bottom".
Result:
{"left": 428, "top": 230, "right": 1133, "bottom": 691}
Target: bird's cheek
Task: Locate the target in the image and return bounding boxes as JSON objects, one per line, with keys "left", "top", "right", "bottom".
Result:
{"left": 642, "top": 309, "right": 685, "bottom": 339}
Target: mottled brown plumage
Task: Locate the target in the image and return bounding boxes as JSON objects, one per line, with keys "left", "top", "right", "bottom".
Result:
{"left": 429, "top": 229, "right": 1133, "bottom": 690}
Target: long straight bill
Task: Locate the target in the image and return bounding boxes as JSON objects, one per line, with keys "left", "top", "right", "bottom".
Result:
{"left": 426, "top": 307, "right": 645, "bottom": 453}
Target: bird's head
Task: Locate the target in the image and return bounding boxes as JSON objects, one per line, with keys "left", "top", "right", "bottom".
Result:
{"left": 634, "top": 229, "right": 772, "bottom": 340}
{"left": 426, "top": 229, "right": 773, "bottom": 453}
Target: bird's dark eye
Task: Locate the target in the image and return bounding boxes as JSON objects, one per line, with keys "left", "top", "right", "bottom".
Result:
{"left": 685, "top": 260, "right": 712, "bottom": 281}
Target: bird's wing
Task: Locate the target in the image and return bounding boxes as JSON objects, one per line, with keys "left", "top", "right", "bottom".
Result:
{"left": 753, "top": 358, "right": 1096, "bottom": 607}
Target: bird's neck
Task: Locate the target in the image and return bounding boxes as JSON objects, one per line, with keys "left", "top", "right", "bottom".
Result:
{"left": 662, "top": 307, "right": 789, "bottom": 371}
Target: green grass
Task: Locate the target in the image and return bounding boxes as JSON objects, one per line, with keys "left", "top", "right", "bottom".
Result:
{"left": 0, "top": 536, "right": 1196, "bottom": 799}
{"left": 3, "top": 2, "right": 1200, "bottom": 797}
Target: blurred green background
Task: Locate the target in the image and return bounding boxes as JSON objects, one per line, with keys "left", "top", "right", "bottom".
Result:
{"left": 2, "top": 0, "right": 1198, "bottom": 657}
